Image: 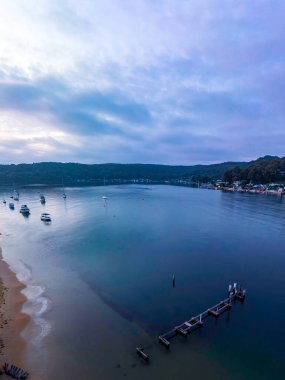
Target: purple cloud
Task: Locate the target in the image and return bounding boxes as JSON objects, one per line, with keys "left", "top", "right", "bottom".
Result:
{"left": 0, "top": 0, "right": 284, "bottom": 164}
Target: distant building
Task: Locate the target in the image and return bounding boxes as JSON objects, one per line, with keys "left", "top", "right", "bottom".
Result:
{"left": 215, "top": 180, "right": 229, "bottom": 187}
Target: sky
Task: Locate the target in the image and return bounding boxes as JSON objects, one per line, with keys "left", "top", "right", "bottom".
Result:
{"left": 0, "top": 0, "right": 284, "bottom": 165}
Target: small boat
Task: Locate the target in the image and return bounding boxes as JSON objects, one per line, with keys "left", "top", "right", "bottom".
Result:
{"left": 40, "top": 194, "right": 46, "bottom": 204}
{"left": 20, "top": 205, "right": 30, "bottom": 215}
{"left": 62, "top": 178, "right": 67, "bottom": 199}
{"left": 102, "top": 196, "right": 108, "bottom": 200}
{"left": 3, "top": 199, "right": 6, "bottom": 204}
{"left": 9, "top": 202, "right": 14, "bottom": 210}
{"left": 13, "top": 190, "right": 19, "bottom": 201}
{"left": 41, "top": 213, "right": 51, "bottom": 222}
{"left": 3, "top": 362, "right": 29, "bottom": 379}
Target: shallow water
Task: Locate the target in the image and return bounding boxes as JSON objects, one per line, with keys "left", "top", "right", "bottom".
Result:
{"left": 1, "top": 185, "right": 285, "bottom": 379}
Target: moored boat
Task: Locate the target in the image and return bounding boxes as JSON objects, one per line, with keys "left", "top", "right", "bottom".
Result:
{"left": 13, "top": 190, "right": 19, "bottom": 201}
{"left": 62, "top": 178, "right": 67, "bottom": 199}
{"left": 9, "top": 202, "right": 14, "bottom": 210}
{"left": 41, "top": 213, "right": 51, "bottom": 222}
{"left": 20, "top": 205, "right": 30, "bottom": 214}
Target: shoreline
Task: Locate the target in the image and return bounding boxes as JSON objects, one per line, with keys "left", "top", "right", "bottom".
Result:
{"left": 0, "top": 255, "right": 30, "bottom": 374}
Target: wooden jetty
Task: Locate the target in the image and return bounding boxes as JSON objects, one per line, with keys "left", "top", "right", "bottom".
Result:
{"left": 158, "top": 284, "right": 246, "bottom": 350}
{"left": 136, "top": 283, "right": 246, "bottom": 360}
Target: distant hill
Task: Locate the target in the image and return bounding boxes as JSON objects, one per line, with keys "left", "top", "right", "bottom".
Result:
{"left": 223, "top": 156, "right": 284, "bottom": 183}
{"left": 0, "top": 156, "right": 280, "bottom": 186}
{"left": 249, "top": 155, "right": 279, "bottom": 164}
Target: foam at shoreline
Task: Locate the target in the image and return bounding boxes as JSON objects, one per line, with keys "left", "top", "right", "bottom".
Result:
{"left": 0, "top": 256, "right": 29, "bottom": 371}
{"left": 5, "top": 258, "right": 51, "bottom": 344}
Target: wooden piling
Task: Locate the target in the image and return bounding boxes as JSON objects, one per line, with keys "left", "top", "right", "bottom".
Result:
{"left": 136, "top": 347, "right": 150, "bottom": 362}
{"left": 175, "top": 327, "right": 188, "bottom": 337}
{"left": 208, "top": 309, "right": 219, "bottom": 317}
{"left": 159, "top": 336, "right": 170, "bottom": 349}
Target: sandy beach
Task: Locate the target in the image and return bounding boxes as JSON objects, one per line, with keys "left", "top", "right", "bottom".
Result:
{"left": 0, "top": 249, "right": 30, "bottom": 376}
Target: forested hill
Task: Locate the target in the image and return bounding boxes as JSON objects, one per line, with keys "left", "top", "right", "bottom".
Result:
{"left": 0, "top": 161, "right": 248, "bottom": 185}
{"left": 223, "top": 156, "right": 285, "bottom": 183}
{"left": 0, "top": 156, "right": 281, "bottom": 185}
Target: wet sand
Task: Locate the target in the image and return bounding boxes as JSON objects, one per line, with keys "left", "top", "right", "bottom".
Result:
{"left": 0, "top": 254, "right": 30, "bottom": 375}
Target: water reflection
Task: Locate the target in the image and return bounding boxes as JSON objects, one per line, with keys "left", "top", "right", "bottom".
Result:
{"left": 0, "top": 185, "right": 285, "bottom": 380}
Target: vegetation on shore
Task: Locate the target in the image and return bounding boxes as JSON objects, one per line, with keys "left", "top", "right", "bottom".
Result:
{"left": 0, "top": 155, "right": 283, "bottom": 186}
{"left": 223, "top": 156, "right": 285, "bottom": 184}
{"left": 0, "top": 161, "right": 248, "bottom": 185}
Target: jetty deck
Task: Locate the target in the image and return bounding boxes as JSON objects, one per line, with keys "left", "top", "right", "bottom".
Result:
{"left": 136, "top": 284, "right": 246, "bottom": 361}
{"left": 158, "top": 286, "right": 245, "bottom": 349}
{"left": 159, "top": 294, "right": 237, "bottom": 346}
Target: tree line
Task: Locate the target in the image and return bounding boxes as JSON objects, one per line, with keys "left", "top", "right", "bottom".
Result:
{"left": 0, "top": 156, "right": 281, "bottom": 186}
{"left": 0, "top": 161, "right": 246, "bottom": 185}
{"left": 223, "top": 156, "right": 285, "bottom": 184}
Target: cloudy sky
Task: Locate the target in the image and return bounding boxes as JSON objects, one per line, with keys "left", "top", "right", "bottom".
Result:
{"left": 0, "top": 0, "right": 284, "bottom": 165}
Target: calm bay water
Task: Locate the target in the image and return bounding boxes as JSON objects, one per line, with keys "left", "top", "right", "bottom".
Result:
{"left": 1, "top": 185, "right": 285, "bottom": 379}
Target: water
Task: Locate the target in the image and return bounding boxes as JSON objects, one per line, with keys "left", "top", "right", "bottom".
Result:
{"left": 1, "top": 185, "right": 285, "bottom": 379}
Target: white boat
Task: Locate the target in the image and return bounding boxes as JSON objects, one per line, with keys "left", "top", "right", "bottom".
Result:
{"left": 9, "top": 202, "right": 14, "bottom": 210}
{"left": 20, "top": 205, "right": 30, "bottom": 214}
{"left": 102, "top": 196, "right": 108, "bottom": 200}
{"left": 40, "top": 194, "right": 46, "bottom": 204}
{"left": 13, "top": 189, "right": 19, "bottom": 201}
{"left": 41, "top": 213, "right": 51, "bottom": 222}
{"left": 62, "top": 178, "right": 67, "bottom": 199}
